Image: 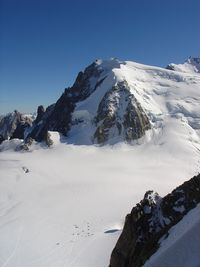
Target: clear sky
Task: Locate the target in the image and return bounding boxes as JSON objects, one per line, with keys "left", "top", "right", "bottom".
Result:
{"left": 0, "top": 0, "right": 200, "bottom": 114}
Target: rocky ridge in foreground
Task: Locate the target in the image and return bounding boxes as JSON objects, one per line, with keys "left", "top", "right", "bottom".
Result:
{"left": 109, "top": 173, "right": 200, "bottom": 267}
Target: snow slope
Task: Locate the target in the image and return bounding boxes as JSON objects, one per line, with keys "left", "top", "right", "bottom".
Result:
{"left": 0, "top": 139, "right": 200, "bottom": 267}
{"left": 167, "top": 57, "right": 200, "bottom": 74}
{"left": 143, "top": 204, "right": 200, "bottom": 267}
{"left": 68, "top": 58, "right": 200, "bottom": 145}
{"left": 1, "top": 58, "right": 200, "bottom": 267}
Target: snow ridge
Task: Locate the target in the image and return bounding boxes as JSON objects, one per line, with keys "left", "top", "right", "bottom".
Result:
{"left": 166, "top": 57, "right": 200, "bottom": 74}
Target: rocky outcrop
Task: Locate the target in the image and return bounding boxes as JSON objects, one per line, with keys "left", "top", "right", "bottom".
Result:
{"left": 27, "top": 61, "right": 106, "bottom": 142}
{"left": 35, "top": 105, "right": 45, "bottom": 124}
{"left": 45, "top": 131, "right": 54, "bottom": 147}
{"left": 0, "top": 110, "right": 32, "bottom": 143}
{"left": 18, "top": 137, "right": 34, "bottom": 151}
{"left": 27, "top": 95, "right": 74, "bottom": 142}
{"left": 2, "top": 60, "right": 151, "bottom": 145}
{"left": 66, "top": 61, "right": 106, "bottom": 102}
{"left": 166, "top": 57, "right": 200, "bottom": 73}
{"left": 3, "top": 59, "right": 152, "bottom": 146}
{"left": 109, "top": 173, "right": 200, "bottom": 267}
{"left": 94, "top": 81, "right": 151, "bottom": 144}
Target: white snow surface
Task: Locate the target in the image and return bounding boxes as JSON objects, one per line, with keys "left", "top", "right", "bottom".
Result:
{"left": 0, "top": 141, "right": 200, "bottom": 267}
{"left": 167, "top": 57, "right": 200, "bottom": 74}
{"left": 1, "top": 59, "right": 200, "bottom": 267}
{"left": 68, "top": 58, "right": 200, "bottom": 145}
{"left": 143, "top": 204, "right": 200, "bottom": 267}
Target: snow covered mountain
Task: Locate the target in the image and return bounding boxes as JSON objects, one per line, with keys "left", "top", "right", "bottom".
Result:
{"left": 166, "top": 57, "right": 200, "bottom": 74}
{"left": 0, "top": 58, "right": 200, "bottom": 267}
{"left": 21, "top": 57, "right": 200, "bottom": 148}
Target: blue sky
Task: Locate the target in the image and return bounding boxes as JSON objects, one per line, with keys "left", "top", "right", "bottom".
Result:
{"left": 0, "top": 0, "right": 200, "bottom": 114}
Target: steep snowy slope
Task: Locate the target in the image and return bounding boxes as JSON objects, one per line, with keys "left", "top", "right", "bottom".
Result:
{"left": 0, "top": 143, "right": 200, "bottom": 267}
{"left": 166, "top": 57, "right": 200, "bottom": 74}
{"left": 0, "top": 58, "right": 200, "bottom": 267}
{"left": 27, "top": 57, "right": 200, "bottom": 146}
{"left": 109, "top": 173, "right": 200, "bottom": 267}
{"left": 144, "top": 204, "right": 200, "bottom": 267}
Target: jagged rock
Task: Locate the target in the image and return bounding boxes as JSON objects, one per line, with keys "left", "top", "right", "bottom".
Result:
{"left": 66, "top": 61, "right": 106, "bottom": 102}
{"left": 166, "top": 57, "right": 200, "bottom": 73}
{"left": 35, "top": 105, "right": 45, "bottom": 124}
{"left": 0, "top": 134, "right": 5, "bottom": 144}
{"left": 0, "top": 110, "right": 32, "bottom": 143}
{"left": 94, "top": 81, "right": 151, "bottom": 144}
{"left": 22, "top": 166, "right": 29, "bottom": 173}
{"left": 24, "top": 60, "right": 151, "bottom": 145}
{"left": 109, "top": 173, "right": 200, "bottom": 267}
{"left": 18, "top": 137, "right": 34, "bottom": 151}
{"left": 45, "top": 131, "right": 54, "bottom": 147}
{"left": 166, "top": 64, "right": 175, "bottom": 71}
{"left": 26, "top": 104, "right": 55, "bottom": 141}
{"left": 27, "top": 95, "right": 74, "bottom": 141}
{"left": 27, "top": 61, "right": 106, "bottom": 142}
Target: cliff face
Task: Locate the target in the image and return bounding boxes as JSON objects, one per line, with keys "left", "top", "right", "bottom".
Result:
{"left": 109, "top": 173, "right": 200, "bottom": 267}
{"left": 94, "top": 81, "right": 151, "bottom": 144}
{"left": 26, "top": 61, "right": 107, "bottom": 142}
{"left": 166, "top": 57, "right": 200, "bottom": 74}
{"left": 27, "top": 59, "right": 151, "bottom": 145}
{"left": 0, "top": 110, "right": 32, "bottom": 143}
{"left": 2, "top": 57, "right": 200, "bottom": 147}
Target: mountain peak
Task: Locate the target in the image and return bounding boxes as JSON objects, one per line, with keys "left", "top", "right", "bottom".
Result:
{"left": 187, "top": 56, "right": 200, "bottom": 63}
{"left": 166, "top": 57, "right": 200, "bottom": 74}
{"left": 1, "top": 57, "right": 200, "bottom": 148}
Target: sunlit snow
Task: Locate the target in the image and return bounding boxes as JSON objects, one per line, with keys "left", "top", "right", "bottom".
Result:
{"left": 1, "top": 59, "right": 200, "bottom": 267}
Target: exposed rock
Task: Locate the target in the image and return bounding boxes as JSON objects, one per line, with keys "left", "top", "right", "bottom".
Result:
{"left": 21, "top": 60, "right": 151, "bottom": 145}
{"left": 0, "top": 110, "right": 32, "bottom": 143}
{"left": 166, "top": 64, "right": 176, "bottom": 71}
{"left": 27, "top": 104, "right": 55, "bottom": 141}
{"left": 66, "top": 61, "right": 106, "bottom": 102}
{"left": 35, "top": 105, "right": 45, "bottom": 124}
{"left": 166, "top": 57, "right": 200, "bottom": 73}
{"left": 0, "top": 134, "right": 5, "bottom": 144}
{"left": 18, "top": 137, "right": 34, "bottom": 151}
{"left": 45, "top": 131, "right": 54, "bottom": 147}
{"left": 28, "top": 61, "right": 106, "bottom": 142}
{"left": 94, "top": 81, "right": 151, "bottom": 144}
{"left": 109, "top": 173, "right": 200, "bottom": 267}
{"left": 22, "top": 166, "right": 29, "bottom": 173}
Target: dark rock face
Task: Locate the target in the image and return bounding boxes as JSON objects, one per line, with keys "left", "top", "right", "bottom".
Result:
{"left": 27, "top": 95, "right": 75, "bottom": 141}
{"left": 35, "top": 105, "right": 45, "bottom": 124}
{"left": 94, "top": 81, "right": 151, "bottom": 144}
{"left": 66, "top": 61, "right": 106, "bottom": 102}
{"left": 109, "top": 173, "right": 200, "bottom": 267}
{"left": 28, "top": 61, "right": 106, "bottom": 142}
{"left": 166, "top": 64, "right": 175, "bottom": 71}
{"left": 18, "top": 137, "right": 34, "bottom": 151}
{"left": 0, "top": 110, "right": 32, "bottom": 143}
{"left": 9, "top": 60, "right": 151, "bottom": 145}
{"left": 0, "top": 134, "right": 4, "bottom": 144}
{"left": 186, "top": 57, "right": 200, "bottom": 72}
